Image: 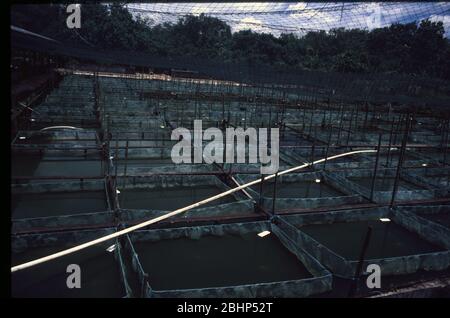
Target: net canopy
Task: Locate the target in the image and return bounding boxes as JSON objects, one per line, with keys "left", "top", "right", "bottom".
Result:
{"left": 127, "top": 2, "right": 450, "bottom": 37}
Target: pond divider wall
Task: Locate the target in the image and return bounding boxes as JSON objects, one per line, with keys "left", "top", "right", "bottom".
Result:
{"left": 395, "top": 205, "right": 450, "bottom": 248}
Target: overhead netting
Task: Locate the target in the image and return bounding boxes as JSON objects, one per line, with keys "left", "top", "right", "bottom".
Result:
{"left": 127, "top": 2, "right": 450, "bottom": 37}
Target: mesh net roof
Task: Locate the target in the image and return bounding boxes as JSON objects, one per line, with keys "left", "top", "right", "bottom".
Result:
{"left": 127, "top": 2, "right": 450, "bottom": 37}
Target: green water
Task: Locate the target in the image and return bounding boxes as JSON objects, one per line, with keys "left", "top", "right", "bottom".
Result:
{"left": 379, "top": 153, "right": 417, "bottom": 161}
{"left": 323, "top": 155, "right": 360, "bottom": 164}
{"left": 299, "top": 219, "right": 445, "bottom": 261}
{"left": 120, "top": 185, "right": 235, "bottom": 210}
{"left": 11, "top": 245, "right": 124, "bottom": 298}
{"left": 15, "top": 134, "right": 51, "bottom": 144}
{"left": 348, "top": 177, "right": 423, "bottom": 191}
{"left": 11, "top": 155, "right": 103, "bottom": 177}
{"left": 11, "top": 191, "right": 107, "bottom": 218}
{"left": 133, "top": 232, "right": 312, "bottom": 290}
{"left": 252, "top": 181, "right": 343, "bottom": 198}
{"left": 11, "top": 155, "right": 41, "bottom": 177}
{"left": 116, "top": 158, "right": 174, "bottom": 167}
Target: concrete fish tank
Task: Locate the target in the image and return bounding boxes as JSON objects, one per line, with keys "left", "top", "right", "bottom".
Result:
{"left": 116, "top": 174, "right": 255, "bottom": 224}
{"left": 11, "top": 228, "right": 128, "bottom": 298}
{"left": 236, "top": 171, "right": 366, "bottom": 213}
{"left": 276, "top": 207, "right": 450, "bottom": 278}
{"left": 120, "top": 221, "right": 332, "bottom": 297}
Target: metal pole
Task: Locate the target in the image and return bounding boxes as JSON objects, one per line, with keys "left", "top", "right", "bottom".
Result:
{"left": 348, "top": 226, "right": 373, "bottom": 298}
{"left": 323, "top": 124, "right": 333, "bottom": 171}
{"left": 122, "top": 139, "right": 129, "bottom": 190}
{"left": 443, "top": 119, "right": 449, "bottom": 166}
{"left": 386, "top": 119, "right": 395, "bottom": 167}
{"left": 390, "top": 115, "right": 411, "bottom": 207}
{"left": 336, "top": 103, "right": 344, "bottom": 145}
{"left": 346, "top": 106, "right": 354, "bottom": 147}
{"left": 370, "top": 134, "right": 383, "bottom": 201}
{"left": 259, "top": 174, "right": 265, "bottom": 207}
{"left": 271, "top": 172, "right": 278, "bottom": 215}
{"left": 114, "top": 139, "right": 119, "bottom": 177}
{"left": 311, "top": 126, "right": 317, "bottom": 171}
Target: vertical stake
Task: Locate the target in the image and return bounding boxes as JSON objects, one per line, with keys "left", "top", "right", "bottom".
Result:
{"left": 390, "top": 115, "right": 411, "bottom": 207}
{"left": 348, "top": 226, "right": 372, "bottom": 298}
{"left": 271, "top": 172, "right": 278, "bottom": 216}
{"left": 370, "top": 133, "right": 383, "bottom": 201}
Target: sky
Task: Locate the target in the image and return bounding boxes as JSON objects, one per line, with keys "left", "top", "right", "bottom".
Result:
{"left": 126, "top": 2, "right": 450, "bottom": 37}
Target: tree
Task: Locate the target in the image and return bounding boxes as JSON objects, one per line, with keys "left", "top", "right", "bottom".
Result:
{"left": 10, "top": 4, "right": 450, "bottom": 79}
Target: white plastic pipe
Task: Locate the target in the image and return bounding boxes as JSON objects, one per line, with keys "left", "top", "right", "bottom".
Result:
{"left": 11, "top": 149, "right": 376, "bottom": 273}
{"left": 40, "top": 126, "right": 83, "bottom": 131}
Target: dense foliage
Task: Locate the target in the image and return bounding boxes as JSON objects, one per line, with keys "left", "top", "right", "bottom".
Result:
{"left": 11, "top": 3, "right": 450, "bottom": 79}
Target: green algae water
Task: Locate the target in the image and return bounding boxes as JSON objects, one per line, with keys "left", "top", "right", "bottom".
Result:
{"left": 253, "top": 181, "right": 344, "bottom": 198}
{"left": 133, "top": 232, "right": 312, "bottom": 290}
{"left": 348, "top": 177, "right": 423, "bottom": 191}
{"left": 120, "top": 185, "right": 235, "bottom": 210}
{"left": 11, "top": 191, "right": 107, "bottom": 218}
{"left": 115, "top": 158, "right": 174, "bottom": 170}
{"left": 11, "top": 155, "right": 41, "bottom": 177}
{"left": 11, "top": 245, "right": 124, "bottom": 298}
{"left": 11, "top": 155, "right": 103, "bottom": 177}
{"left": 299, "top": 219, "right": 445, "bottom": 261}
{"left": 378, "top": 153, "right": 418, "bottom": 161}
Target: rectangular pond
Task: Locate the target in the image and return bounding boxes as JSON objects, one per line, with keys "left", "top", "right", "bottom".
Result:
{"left": 134, "top": 232, "right": 312, "bottom": 290}
{"left": 11, "top": 230, "right": 125, "bottom": 298}
{"left": 119, "top": 185, "right": 235, "bottom": 210}
{"left": 417, "top": 212, "right": 450, "bottom": 228}
{"left": 125, "top": 221, "right": 332, "bottom": 297}
{"left": 253, "top": 180, "right": 344, "bottom": 199}
{"left": 11, "top": 154, "right": 103, "bottom": 177}
{"left": 11, "top": 191, "right": 108, "bottom": 219}
{"left": 115, "top": 158, "right": 174, "bottom": 169}
{"left": 299, "top": 219, "right": 445, "bottom": 261}
{"left": 276, "top": 207, "right": 450, "bottom": 277}
{"left": 348, "top": 176, "right": 423, "bottom": 191}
